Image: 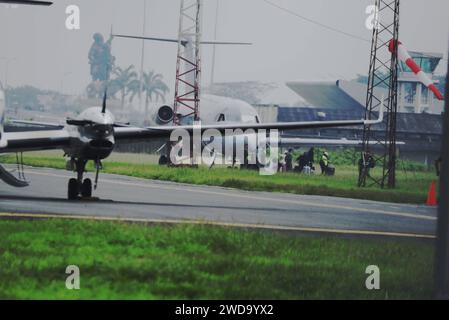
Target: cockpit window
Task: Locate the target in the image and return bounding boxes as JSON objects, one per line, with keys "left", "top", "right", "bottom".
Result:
{"left": 241, "top": 115, "right": 257, "bottom": 123}
{"left": 89, "top": 124, "right": 113, "bottom": 136}
{"left": 217, "top": 114, "right": 226, "bottom": 122}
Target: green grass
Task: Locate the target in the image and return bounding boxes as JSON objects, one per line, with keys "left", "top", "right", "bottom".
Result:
{"left": 0, "top": 218, "right": 435, "bottom": 299}
{"left": 311, "top": 147, "right": 429, "bottom": 172}
{"left": 0, "top": 153, "right": 436, "bottom": 204}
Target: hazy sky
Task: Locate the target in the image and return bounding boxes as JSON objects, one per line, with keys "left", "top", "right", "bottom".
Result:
{"left": 0, "top": 0, "right": 448, "bottom": 95}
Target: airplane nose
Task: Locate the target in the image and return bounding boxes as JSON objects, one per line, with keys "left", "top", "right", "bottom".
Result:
{"left": 89, "top": 139, "right": 114, "bottom": 149}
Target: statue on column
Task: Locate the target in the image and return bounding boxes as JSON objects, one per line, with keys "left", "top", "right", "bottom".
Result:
{"left": 87, "top": 33, "right": 115, "bottom": 98}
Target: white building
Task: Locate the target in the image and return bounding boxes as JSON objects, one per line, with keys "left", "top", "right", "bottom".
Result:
{"left": 397, "top": 51, "right": 444, "bottom": 114}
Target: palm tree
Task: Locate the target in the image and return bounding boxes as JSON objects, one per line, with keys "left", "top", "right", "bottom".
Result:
{"left": 129, "top": 70, "right": 170, "bottom": 119}
{"left": 110, "top": 65, "right": 138, "bottom": 109}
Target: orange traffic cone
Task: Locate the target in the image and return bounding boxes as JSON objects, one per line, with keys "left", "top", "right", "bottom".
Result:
{"left": 426, "top": 180, "right": 437, "bottom": 206}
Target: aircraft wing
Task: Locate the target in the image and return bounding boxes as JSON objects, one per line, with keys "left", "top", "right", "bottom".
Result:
{"left": 114, "top": 114, "right": 383, "bottom": 141}
{"left": 280, "top": 137, "right": 366, "bottom": 147}
{"left": 0, "top": 129, "right": 71, "bottom": 153}
{"left": 279, "top": 137, "right": 405, "bottom": 147}
{"left": 0, "top": 1, "right": 53, "bottom": 5}
{"left": 9, "top": 119, "right": 64, "bottom": 129}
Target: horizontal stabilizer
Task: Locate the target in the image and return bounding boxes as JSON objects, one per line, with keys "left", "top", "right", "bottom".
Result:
{"left": 113, "top": 34, "right": 179, "bottom": 44}
{"left": 113, "top": 34, "right": 252, "bottom": 46}
{"left": 0, "top": 164, "right": 28, "bottom": 187}
{"left": 200, "top": 40, "right": 252, "bottom": 45}
{"left": 66, "top": 119, "right": 95, "bottom": 126}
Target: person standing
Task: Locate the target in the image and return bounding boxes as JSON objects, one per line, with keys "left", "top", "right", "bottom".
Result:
{"left": 306, "top": 147, "right": 315, "bottom": 167}
{"left": 320, "top": 151, "right": 330, "bottom": 175}
{"left": 285, "top": 149, "right": 293, "bottom": 172}
{"left": 358, "top": 151, "right": 375, "bottom": 185}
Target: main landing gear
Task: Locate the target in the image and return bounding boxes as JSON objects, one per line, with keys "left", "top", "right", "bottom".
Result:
{"left": 67, "top": 158, "right": 101, "bottom": 200}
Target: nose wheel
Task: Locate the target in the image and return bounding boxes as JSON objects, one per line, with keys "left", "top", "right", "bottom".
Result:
{"left": 81, "top": 178, "right": 92, "bottom": 198}
{"left": 67, "top": 158, "right": 95, "bottom": 200}
{"left": 68, "top": 178, "right": 79, "bottom": 200}
{"left": 67, "top": 178, "right": 93, "bottom": 200}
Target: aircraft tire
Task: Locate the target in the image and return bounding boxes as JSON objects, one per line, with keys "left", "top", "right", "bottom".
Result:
{"left": 81, "top": 179, "right": 92, "bottom": 198}
{"left": 68, "top": 178, "right": 79, "bottom": 200}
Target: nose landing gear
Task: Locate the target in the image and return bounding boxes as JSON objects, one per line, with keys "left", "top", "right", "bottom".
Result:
{"left": 67, "top": 158, "right": 95, "bottom": 200}
{"left": 81, "top": 178, "right": 92, "bottom": 197}
{"left": 68, "top": 178, "right": 79, "bottom": 200}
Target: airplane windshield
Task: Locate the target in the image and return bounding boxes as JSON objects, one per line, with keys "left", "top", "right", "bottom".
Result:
{"left": 241, "top": 115, "right": 257, "bottom": 124}
{"left": 85, "top": 124, "right": 113, "bottom": 137}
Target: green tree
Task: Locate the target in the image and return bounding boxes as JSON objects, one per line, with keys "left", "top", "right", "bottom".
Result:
{"left": 129, "top": 70, "right": 169, "bottom": 119}
{"left": 6, "top": 86, "right": 43, "bottom": 110}
{"left": 110, "top": 65, "right": 138, "bottom": 110}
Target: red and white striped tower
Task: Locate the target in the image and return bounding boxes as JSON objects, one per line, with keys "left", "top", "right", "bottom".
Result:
{"left": 389, "top": 39, "right": 444, "bottom": 101}
{"left": 173, "top": 0, "right": 203, "bottom": 125}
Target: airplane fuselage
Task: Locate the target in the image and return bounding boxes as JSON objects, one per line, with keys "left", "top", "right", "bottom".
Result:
{"left": 64, "top": 107, "right": 115, "bottom": 161}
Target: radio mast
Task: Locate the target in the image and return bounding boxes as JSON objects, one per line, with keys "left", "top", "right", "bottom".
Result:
{"left": 173, "top": 0, "right": 203, "bottom": 125}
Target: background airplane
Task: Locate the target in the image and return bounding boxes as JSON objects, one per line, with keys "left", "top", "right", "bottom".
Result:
{"left": 116, "top": 33, "right": 381, "bottom": 156}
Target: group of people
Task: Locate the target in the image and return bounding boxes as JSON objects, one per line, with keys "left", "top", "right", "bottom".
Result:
{"left": 279, "top": 148, "right": 335, "bottom": 176}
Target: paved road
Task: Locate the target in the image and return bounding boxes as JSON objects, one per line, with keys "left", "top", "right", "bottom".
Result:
{"left": 0, "top": 167, "right": 437, "bottom": 238}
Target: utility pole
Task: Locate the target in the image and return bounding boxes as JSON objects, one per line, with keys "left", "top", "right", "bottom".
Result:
{"left": 60, "top": 71, "right": 72, "bottom": 95}
{"left": 210, "top": 0, "right": 220, "bottom": 86}
{"left": 139, "top": 0, "right": 147, "bottom": 114}
{"left": 0, "top": 57, "right": 17, "bottom": 108}
{"left": 434, "top": 40, "right": 449, "bottom": 300}
{"left": 0, "top": 57, "right": 16, "bottom": 90}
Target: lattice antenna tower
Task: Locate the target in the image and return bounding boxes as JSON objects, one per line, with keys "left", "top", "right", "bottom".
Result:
{"left": 358, "top": 0, "right": 400, "bottom": 188}
{"left": 173, "top": 0, "right": 203, "bottom": 125}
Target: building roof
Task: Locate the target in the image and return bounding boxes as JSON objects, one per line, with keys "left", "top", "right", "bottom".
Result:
{"left": 409, "top": 51, "right": 444, "bottom": 60}
{"left": 206, "top": 82, "right": 306, "bottom": 107}
{"left": 286, "top": 81, "right": 364, "bottom": 111}
{"left": 278, "top": 107, "right": 442, "bottom": 135}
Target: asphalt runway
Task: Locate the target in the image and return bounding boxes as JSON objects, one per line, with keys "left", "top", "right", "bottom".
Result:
{"left": 0, "top": 166, "right": 437, "bottom": 238}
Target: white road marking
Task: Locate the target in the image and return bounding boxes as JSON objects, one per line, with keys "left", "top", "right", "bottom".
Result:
{"left": 0, "top": 212, "right": 435, "bottom": 239}
{"left": 26, "top": 169, "right": 436, "bottom": 222}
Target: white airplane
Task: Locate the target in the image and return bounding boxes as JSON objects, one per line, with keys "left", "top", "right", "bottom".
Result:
{"left": 0, "top": 85, "right": 384, "bottom": 199}
{"left": 116, "top": 33, "right": 384, "bottom": 156}
{"left": 0, "top": 1, "right": 383, "bottom": 199}
{"left": 153, "top": 94, "right": 381, "bottom": 146}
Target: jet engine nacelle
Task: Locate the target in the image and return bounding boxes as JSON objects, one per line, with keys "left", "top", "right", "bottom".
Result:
{"left": 156, "top": 105, "right": 174, "bottom": 124}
